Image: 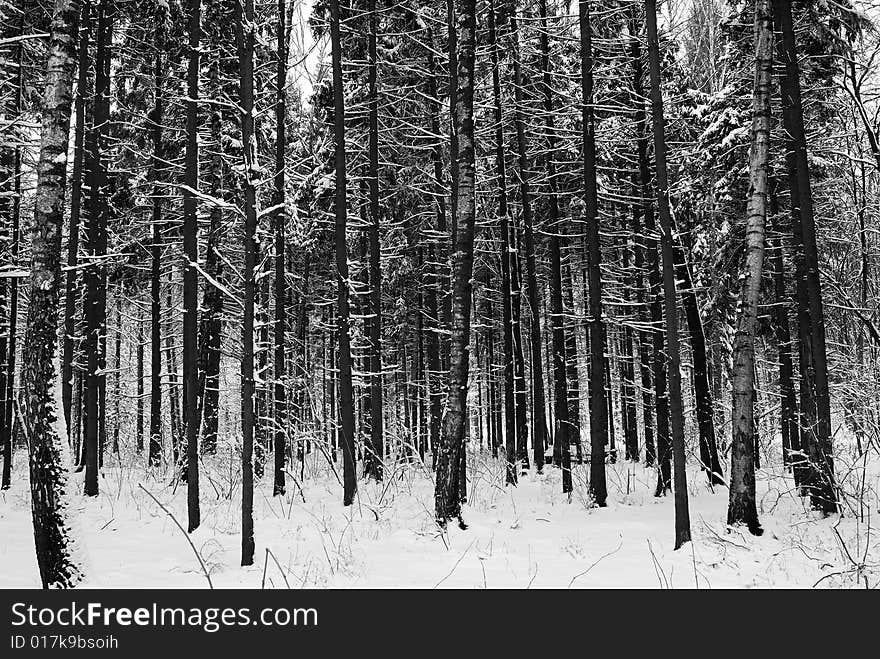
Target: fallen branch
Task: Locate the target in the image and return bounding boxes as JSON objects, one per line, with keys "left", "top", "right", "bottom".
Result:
{"left": 138, "top": 484, "right": 214, "bottom": 589}
{"left": 568, "top": 541, "right": 623, "bottom": 588}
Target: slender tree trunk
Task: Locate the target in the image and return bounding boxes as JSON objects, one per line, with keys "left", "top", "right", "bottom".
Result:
{"left": 236, "top": 0, "right": 257, "bottom": 565}
{"left": 196, "top": 57, "right": 224, "bottom": 457}
{"left": 148, "top": 5, "right": 164, "bottom": 468}
{"left": 774, "top": 0, "right": 836, "bottom": 514}
{"left": 166, "top": 274, "right": 180, "bottom": 466}
{"left": 1, "top": 11, "right": 24, "bottom": 490}
{"left": 578, "top": 0, "right": 606, "bottom": 503}
{"left": 112, "top": 296, "right": 121, "bottom": 454}
{"left": 628, "top": 11, "right": 656, "bottom": 467}
{"left": 646, "top": 0, "right": 691, "bottom": 549}
{"left": 182, "top": 0, "right": 201, "bottom": 531}
{"left": 673, "top": 227, "right": 723, "bottom": 484}
{"left": 423, "top": 29, "right": 444, "bottom": 468}
{"left": 22, "top": 0, "right": 85, "bottom": 588}
{"left": 769, "top": 193, "right": 800, "bottom": 478}
{"left": 510, "top": 8, "right": 543, "bottom": 476}
{"left": 272, "top": 0, "right": 288, "bottom": 496}
{"left": 364, "top": 0, "right": 384, "bottom": 480}
{"left": 136, "top": 304, "right": 144, "bottom": 452}
{"left": 434, "top": 0, "right": 476, "bottom": 526}
{"left": 728, "top": 0, "right": 772, "bottom": 536}
{"left": 488, "top": 2, "right": 518, "bottom": 485}
{"left": 82, "top": 0, "right": 111, "bottom": 497}
{"left": 330, "top": 0, "right": 357, "bottom": 506}
{"left": 61, "top": 0, "right": 90, "bottom": 435}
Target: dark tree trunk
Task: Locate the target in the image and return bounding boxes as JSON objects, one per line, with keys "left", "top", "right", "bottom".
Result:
{"left": 769, "top": 193, "right": 800, "bottom": 477}
{"left": 136, "top": 305, "right": 144, "bottom": 452}
{"left": 619, "top": 235, "right": 639, "bottom": 461}
{"left": 510, "top": 8, "right": 544, "bottom": 476}
{"left": 112, "top": 297, "right": 121, "bottom": 455}
{"left": 628, "top": 11, "right": 656, "bottom": 467}
{"left": 166, "top": 278, "right": 181, "bottom": 467}
{"left": 423, "top": 30, "right": 444, "bottom": 468}
{"left": 147, "top": 4, "right": 164, "bottom": 468}
{"left": 182, "top": 0, "right": 201, "bottom": 532}
{"left": 364, "top": 0, "right": 384, "bottom": 481}
{"left": 82, "top": 0, "right": 111, "bottom": 497}
{"left": 62, "top": 0, "right": 90, "bottom": 436}
{"left": 1, "top": 11, "right": 24, "bottom": 491}
{"left": 488, "top": 2, "right": 518, "bottom": 485}
{"left": 646, "top": 0, "right": 691, "bottom": 549}
{"left": 564, "top": 264, "right": 582, "bottom": 463}
{"left": 330, "top": 0, "right": 357, "bottom": 506}
{"left": 272, "top": 0, "right": 288, "bottom": 496}
{"left": 578, "top": 0, "right": 606, "bottom": 503}
{"left": 236, "top": 0, "right": 257, "bottom": 566}
{"left": 774, "top": 0, "right": 836, "bottom": 514}
{"left": 196, "top": 56, "right": 226, "bottom": 458}
{"left": 673, "top": 227, "right": 723, "bottom": 485}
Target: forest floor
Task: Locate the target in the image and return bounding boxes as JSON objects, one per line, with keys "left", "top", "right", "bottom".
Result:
{"left": 1, "top": 441, "right": 878, "bottom": 588}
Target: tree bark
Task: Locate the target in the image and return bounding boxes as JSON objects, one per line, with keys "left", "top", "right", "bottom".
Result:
{"left": 628, "top": 8, "right": 658, "bottom": 468}
{"left": 272, "top": 0, "right": 288, "bottom": 496}
{"left": 579, "top": 0, "right": 606, "bottom": 503}
{"left": 672, "top": 227, "right": 723, "bottom": 485}
{"left": 488, "top": 2, "right": 518, "bottom": 485}
{"left": 183, "top": 0, "right": 201, "bottom": 531}
{"left": 236, "top": 0, "right": 258, "bottom": 565}
{"left": 364, "top": 0, "right": 384, "bottom": 481}
{"left": 330, "top": 0, "right": 357, "bottom": 506}
{"left": 148, "top": 4, "right": 164, "bottom": 468}
{"left": 434, "top": 0, "right": 476, "bottom": 526}
{"left": 646, "top": 0, "right": 691, "bottom": 549}
{"left": 82, "top": 0, "right": 111, "bottom": 497}
{"left": 423, "top": 29, "right": 444, "bottom": 468}
{"left": 61, "top": 0, "right": 90, "bottom": 436}
{"left": 22, "top": 0, "right": 85, "bottom": 588}
{"left": 774, "top": 0, "right": 836, "bottom": 514}
{"left": 728, "top": 0, "right": 772, "bottom": 536}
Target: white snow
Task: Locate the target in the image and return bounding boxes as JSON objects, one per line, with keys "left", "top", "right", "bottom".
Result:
{"left": 1, "top": 442, "right": 877, "bottom": 588}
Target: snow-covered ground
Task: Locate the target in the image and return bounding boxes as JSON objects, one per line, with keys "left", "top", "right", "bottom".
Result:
{"left": 1, "top": 444, "right": 878, "bottom": 588}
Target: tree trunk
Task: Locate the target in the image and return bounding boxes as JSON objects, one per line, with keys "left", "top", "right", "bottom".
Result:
{"left": 136, "top": 305, "right": 144, "bottom": 452}
{"left": 578, "top": 0, "right": 606, "bottom": 503}
{"left": 646, "top": 0, "right": 691, "bottom": 549}
{"left": 22, "top": 0, "right": 85, "bottom": 588}
{"left": 330, "top": 0, "right": 357, "bottom": 506}
{"left": 423, "top": 29, "right": 444, "bottom": 468}
{"left": 1, "top": 10, "right": 24, "bottom": 491}
{"left": 82, "top": 0, "right": 111, "bottom": 497}
{"left": 774, "top": 0, "right": 836, "bottom": 514}
{"left": 182, "top": 0, "right": 201, "bottom": 532}
{"left": 364, "top": 0, "right": 384, "bottom": 481}
{"left": 728, "top": 0, "right": 772, "bottom": 536}
{"left": 769, "top": 193, "right": 800, "bottom": 479}
{"left": 434, "top": 0, "right": 476, "bottom": 526}
{"left": 488, "top": 2, "right": 518, "bottom": 485}
{"left": 148, "top": 4, "right": 164, "bottom": 468}
{"left": 272, "top": 0, "right": 288, "bottom": 496}
{"left": 61, "top": 0, "right": 90, "bottom": 435}
{"left": 510, "top": 8, "right": 544, "bottom": 476}
{"left": 628, "top": 8, "right": 658, "bottom": 468}
{"left": 236, "top": 0, "right": 257, "bottom": 566}
{"left": 673, "top": 227, "right": 723, "bottom": 485}
{"left": 195, "top": 50, "right": 226, "bottom": 459}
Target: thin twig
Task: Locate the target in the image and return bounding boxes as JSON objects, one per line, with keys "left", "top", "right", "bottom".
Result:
{"left": 567, "top": 541, "right": 623, "bottom": 588}
{"left": 138, "top": 483, "right": 213, "bottom": 589}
